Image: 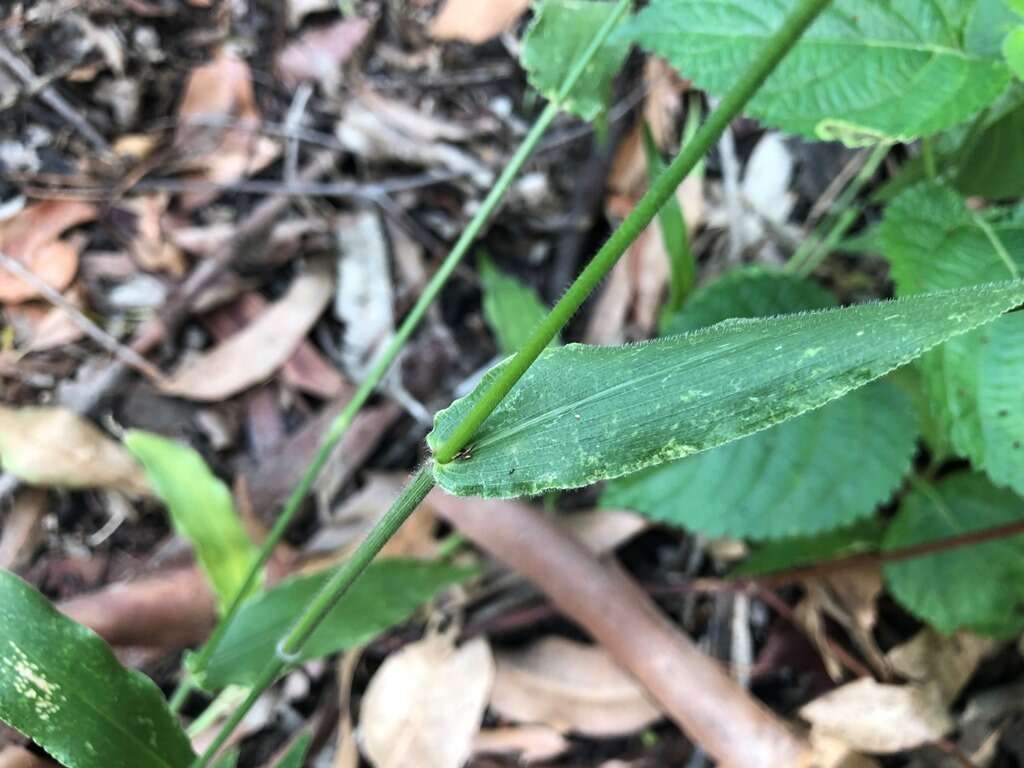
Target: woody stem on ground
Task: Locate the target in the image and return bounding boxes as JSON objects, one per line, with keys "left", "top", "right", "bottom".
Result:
{"left": 169, "top": 0, "right": 631, "bottom": 714}
{"left": 194, "top": 0, "right": 833, "bottom": 763}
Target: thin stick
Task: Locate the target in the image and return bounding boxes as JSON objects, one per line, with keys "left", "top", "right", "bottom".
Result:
{"left": 174, "top": 0, "right": 633, "bottom": 714}
{"left": 0, "top": 250, "right": 164, "bottom": 381}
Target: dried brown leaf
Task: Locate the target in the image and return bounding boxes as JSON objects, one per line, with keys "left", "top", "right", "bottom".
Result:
{"left": 428, "top": 0, "right": 530, "bottom": 43}
{"left": 0, "top": 406, "right": 150, "bottom": 494}
{"left": 277, "top": 18, "right": 371, "bottom": 92}
{"left": 0, "top": 489, "right": 46, "bottom": 570}
{"left": 0, "top": 200, "right": 96, "bottom": 304}
{"left": 556, "top": 508, "right": 648, "bottom": 555}
{"left": 360, "top": 633, "right": 493, "bottom": 768}
{"left": 490, "top": 637, "right": 662, "bottom": 736}
{"left": 887, "top": 630, "right": 995, "bottom": 706}
{"left": 124, "top": 194, "right": 187, "bottom": 276}
{"left": 800, "top": 678, "right": 953, "bottom": 754}
{"left": 176, "top": 52, "right": 279, "bottom": 207}
{"left": 162, "top": 264, "right": 333, "bottom": 401}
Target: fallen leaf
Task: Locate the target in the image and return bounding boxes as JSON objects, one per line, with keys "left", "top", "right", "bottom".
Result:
{"left": 359, "top": 633, "right": 493, "bottom": 768}
{"left": 490, "top": 636, "right": 662, "bottom": 736}
{"left": 886, "top": 629, "right": 995, "bottom": 705}
{"left": 0, "top": 489, "right": 47, "bottom": 571}
{"left": 276, "top": 18, "right": 371, "bottom": 93}
{"left": 809, "top": 565, "right": 887, "bottom": 678}
{"left": 176, "top": 52, "right": 279, "bottom": 208}
{"left": 428, "top": 0, "right": 530, "bottom": 43}
{"left": 0, "top": 200, "right": 96, "bottom": 304}
{"left": 337, "top": 96, "right": 492, "bottom": 186}
{"left": 800, "top": 678, "right": 953, "bottom": 754}
{"left": 123, "top": 194, "right": 187, "bottom": 276}
{"left": 335, "top": 211, "right": 394, "bottom": 374}
{"left": 5, "top": 283, "right": 88, "bottom": 352}
{"left": 556, "top": 508, "right": 647, "bottom": 555}
{"left": 473, "top": 725, "right": 569, "bottom": 763}
{"left": 808, "top": 733, "right": 882, "bottom": 768}
{"left": 162, "top": 264, "right": 333, "bottom": 401}
{"left": 0, "top": 406, "right": 151, "bottom": 495}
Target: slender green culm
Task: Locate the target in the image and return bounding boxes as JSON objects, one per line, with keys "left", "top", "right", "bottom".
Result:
{"left": 195, "top": 0, "right": 831, "bottom": 761}
{"left": 193, "top": 466, "right": 435, "bottom": 767}
{"left": 171, "top": 0, "right": 632, "bottom": 713}
{"left": 433, "top": 0, "right": 834, "bottom": 464}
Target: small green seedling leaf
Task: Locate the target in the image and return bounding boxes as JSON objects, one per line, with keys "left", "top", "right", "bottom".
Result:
{"left": 480, "top": 254, "right": 557, "bottom": 355}
{"left": 429, "top": 280, "right": 1024, "bottom": 498}
{"left": 273, "top": 731, "right": 312, "bottom": 768}
{"left": 601, "top": 270, "right": 918, "bottom": 539}
{"left": 521, "top": 0, "right": 632, "bottom": 122}
{"left": 124, "top": 431, "right": 259, "bottom": 611}
{"left": 0, "top": 570, "right": 196, "bottom": 768}
{"left": 881, "top": 182, "right": 1024, "bottom": 494}
{"left": 731, "top": 519, "right": 885, "bottom": 579}
{"left": 1003, "top": 27, "right": 1024, "bottom": 78}
{"left": 195, "top": 559, "right": 475, "bottom": 690}
{"left": 625, "top": 0, "right": 1010, "bottom": 145}
{"left": 883, "top": 473, "right": 1024, "bottom": 637}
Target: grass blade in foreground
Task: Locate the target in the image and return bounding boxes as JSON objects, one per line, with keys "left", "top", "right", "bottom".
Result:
{"left": 429, "top": 282, "right": 1024, "bottom": 497}
{"left": 0, "top": 570, "right": 196, "bottom": 768}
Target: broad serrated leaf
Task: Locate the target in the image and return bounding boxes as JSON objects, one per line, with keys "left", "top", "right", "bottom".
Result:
{"left": 0, "top": 570, "right": 195, "bottom": 768}
{"left": 124, "top": 431, "right": 259, "bottom": 611}
{"left": 880, "top": 183, "right": 1024, "bottom": 493}
{"left": 955, "top": 92, "right": 1024, "bottom": 198}
{"left": 195, "top": 559, "right": 474, "bottom": 690}
{"left": 521, "top": 0, "right": 632, "bottom": 122}
{"left": 600, "top": 270, "right": 918, "bottom": 539}
{"left": 882, "top": 473, "right": 1024, "bottom": 637}
{"left": 732, "top": 519, "right": 885, "bottom": 578}
{"left": 624, "top": 0, "right": 1011, "bottom": 145}
{"left": 480, "top": 255, "right": 556, "bottom": 355}
{"left": 428, "top": 281, "right": 1024, "bottom": 498}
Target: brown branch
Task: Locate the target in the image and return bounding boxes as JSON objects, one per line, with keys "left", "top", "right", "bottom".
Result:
{"left": 428, "top": 491, "right": 812, "bottom": 767}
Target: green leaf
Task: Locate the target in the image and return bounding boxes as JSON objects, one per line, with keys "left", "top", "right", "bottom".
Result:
{"left": 195, "top": 559, "right": 475, "bottom": 690}
{"left": 880, "top": 183, "right": 1024, "bottom": 493}
{"left": 428, "top": 280, "right": 1024, "bottom": 498}
{"left": 480, "top": 254, "right": 556, "bottom": 356}
{"left": 1004, "top": 27, "right": 1024, "bottom": 78}
{"left": 124, "top": 431, "right": 259, "bottom": 611}
{"left": 0, "top": 570, "right": 195, "bottom": 768}
{"left": 955, "top": 92, "right": 1024, "bottom": 198}
{"left": 966, "top": 0, "right": 1021, "bottom": 57}
{"left": 212, "top": 752, "right": 238, "bottom": 768}
{"left": 521, "top": 0, "right": 632, "bottom": 122}
{"left": 732, "top": 519, "right": 885, "bottom": 578}
{"left": 600, "top": 270, "right": 919, "bottom": 539}
{"left": 882, "top": 473, "right": 1024, "bottom": 637}
{"left": 624, "top": 0, "right": 1011, "bottom": 145}
{"left": 274, "top": 732, "right": 312, "bottom": 768}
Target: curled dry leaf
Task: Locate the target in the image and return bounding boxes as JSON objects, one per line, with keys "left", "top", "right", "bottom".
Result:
{"left": 0, "top": 406, "right": 151, "bottom": 495}
{"left": 0, "top": 489, "right": 46, "bottom": 571}
{"left": 490, "top": 636, "right": 662, "bottom": 736}
{"left": 555, "top": 508, "right": 648, "bottom": 555}
{"left": 886, "top": 629, "right": 995, "bottom": 706}
{"left": 0, "top": 200, "right": 96, "bottom": 304}
{"left": 799, "top": 678, "right": 953, "bottom": 754}
{"left": 335, "top": 211, "right": 394, "bottom": 374}
{"left": 359, "top": 633, "right": 494, "bottom": 768}
{"left": 276, "top": 18, "right": 371, "bottom": 93}
{"left": 176, "top": 52, "right": 279, "bottom": 207}
{"left": 428, "top": 0, "right": 531, "bottom": 43}
{"left": 123, "top": 194, "right": 187, "bottom": 276}
{"left": 162, "top": 264, "right": 334, "bottom": 401}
